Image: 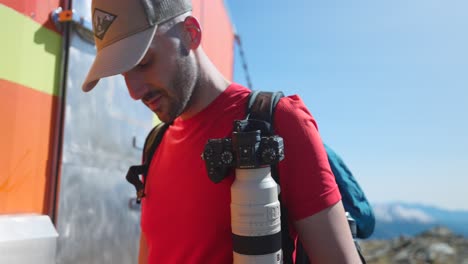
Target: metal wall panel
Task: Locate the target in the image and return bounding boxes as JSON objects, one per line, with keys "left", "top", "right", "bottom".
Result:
{"left": 55, "top": 1, "right": 153, "bottom": 263}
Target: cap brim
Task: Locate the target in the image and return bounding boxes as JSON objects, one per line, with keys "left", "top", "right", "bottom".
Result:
{"left": 82, "top": 25, "right": 158, "bottom": 92}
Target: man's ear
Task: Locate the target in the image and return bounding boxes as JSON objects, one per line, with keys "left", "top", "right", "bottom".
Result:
{"left": 183, "top": 16, "right": 202, "bottom": 49}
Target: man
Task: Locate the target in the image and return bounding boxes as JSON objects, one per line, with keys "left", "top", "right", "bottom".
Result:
{"left": 83, "top": 0, "right": 362, "bottom": 263}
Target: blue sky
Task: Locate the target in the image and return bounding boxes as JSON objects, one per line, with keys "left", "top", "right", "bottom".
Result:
{"left": 226, "top": 0, "right": 468, "bottom": 210}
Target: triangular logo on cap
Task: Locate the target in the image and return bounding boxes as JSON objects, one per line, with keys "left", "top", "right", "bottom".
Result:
{"left": 93, "top": 8, "right": 117, "bottom": 40}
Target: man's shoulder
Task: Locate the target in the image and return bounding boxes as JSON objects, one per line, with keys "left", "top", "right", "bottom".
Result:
{"left": 273, "top": 93, "right": 318, "bottom": 134}
{"left": 215, "top": 83, "right": 251, "bottom": 111}
{"left": 221, "top": 87, "right": 313, "bottom": 122}
{"left": 276, "top": 94, "right": 312, "bottom": 117}
{"left": 224, "top": 83, "right": 251, "bottom": 99}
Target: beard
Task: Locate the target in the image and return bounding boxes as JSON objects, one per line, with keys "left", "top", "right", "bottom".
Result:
{"left": 156, "top": 52, "right": 198, "bottom": 123}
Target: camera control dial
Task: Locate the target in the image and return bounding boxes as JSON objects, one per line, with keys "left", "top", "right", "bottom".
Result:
{"left": 221, "top": 151, "right": 234, "bottom": 165}
{"left": 261, "top": 148, "right": 277, "bottom": 164}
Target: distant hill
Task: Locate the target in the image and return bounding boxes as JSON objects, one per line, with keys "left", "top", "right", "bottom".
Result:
{"left": 370, "top": 202, "right": 468, "bottom": 239}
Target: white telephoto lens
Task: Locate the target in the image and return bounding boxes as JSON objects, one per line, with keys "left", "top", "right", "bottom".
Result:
{"left": 231, "top": 167, "right": 282, "bottom": 264}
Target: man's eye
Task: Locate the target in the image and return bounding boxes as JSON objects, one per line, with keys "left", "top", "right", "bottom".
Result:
{"left": 138, "top": 57, "right": 150, "bottom": 67}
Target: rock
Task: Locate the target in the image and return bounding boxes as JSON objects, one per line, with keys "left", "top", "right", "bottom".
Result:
{"left": 360, "top": 226, "right": 468, "bottom": 264}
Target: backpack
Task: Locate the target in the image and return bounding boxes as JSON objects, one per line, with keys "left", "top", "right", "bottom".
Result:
{"left": 126, "top": 90, "right": 374, "bottom": 263}
{"left": 324, "top": 144, "right": 375, "bottom": 239}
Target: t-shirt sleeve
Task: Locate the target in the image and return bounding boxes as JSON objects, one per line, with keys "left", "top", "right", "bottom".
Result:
{"left": 274, "top": 95, "right": 341, "bottom": 221}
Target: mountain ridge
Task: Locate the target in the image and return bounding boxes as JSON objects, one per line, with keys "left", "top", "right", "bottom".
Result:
{"left": 369, "top": 202, "right": 468, "bottom": 239}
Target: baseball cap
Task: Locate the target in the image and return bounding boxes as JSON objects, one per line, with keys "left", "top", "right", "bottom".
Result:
{"left": 82, "top": 0, "right": 192, "bottom": 92}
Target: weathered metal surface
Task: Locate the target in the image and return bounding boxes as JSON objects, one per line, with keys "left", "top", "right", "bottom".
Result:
{"left": 54, "top": 1, "right": 153, "bottom": 263}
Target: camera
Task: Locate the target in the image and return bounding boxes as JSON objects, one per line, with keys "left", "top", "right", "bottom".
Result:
{"left": 202, "top": 130, "right": 284, "bottom": 183}
{"left": 202, "top": 126, "right": 285, "bottom": 263}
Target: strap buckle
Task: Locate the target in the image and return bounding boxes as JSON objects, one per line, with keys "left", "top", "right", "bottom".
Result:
{"left": 126, "top": 165, "right": 148, "bottom": 203}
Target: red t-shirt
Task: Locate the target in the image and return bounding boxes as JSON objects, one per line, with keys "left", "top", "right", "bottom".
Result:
{"left": 141, "top": 83, "right": 340, "bottom": 263}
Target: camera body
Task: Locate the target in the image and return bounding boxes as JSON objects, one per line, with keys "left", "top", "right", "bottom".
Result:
{"left": 202, "top": 138, "right": 235, "bottom": 183}
{"left": 202, "top": 130, "right": 284, "bottom": 183}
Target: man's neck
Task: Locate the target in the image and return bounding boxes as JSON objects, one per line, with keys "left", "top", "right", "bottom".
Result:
{"left": 179, "top": 51, "right": 231, "bottom": 120}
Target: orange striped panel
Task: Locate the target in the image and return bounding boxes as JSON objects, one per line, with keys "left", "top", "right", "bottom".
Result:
{"left": 0, "top": 79, "right": 59, "bottom": 214}
{"left": 0, "top": 0, "right": 62, "bottom": 33}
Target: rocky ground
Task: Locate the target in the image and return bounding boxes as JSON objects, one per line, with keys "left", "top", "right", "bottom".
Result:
{"left": 359, "top": 226, "right": 468, "bottom": 264}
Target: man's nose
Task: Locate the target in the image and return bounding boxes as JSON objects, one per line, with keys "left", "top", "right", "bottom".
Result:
{"left": 123, "top": 73, "right": 148, "bottom": 100}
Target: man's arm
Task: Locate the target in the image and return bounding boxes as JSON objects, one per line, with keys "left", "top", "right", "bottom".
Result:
{"left": 138, "top": 232, "right": 148, "bottom": 264}
{"left": 294, "top": 201, "right": 362, "bottom": 263}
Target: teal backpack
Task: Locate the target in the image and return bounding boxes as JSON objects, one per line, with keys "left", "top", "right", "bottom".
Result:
{"left": 324, "top": 144, "right": 375, "bottom": 239}
{"left": 126, "top": 91, "right": 374, "bottom": 263}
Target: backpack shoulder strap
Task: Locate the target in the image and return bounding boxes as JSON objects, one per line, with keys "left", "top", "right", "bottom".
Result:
{"left": 246, "top": 91, "right": 284, "bottom": 183}
{"left": 143, "top": 122, "right": 171, "bottom": 166}
{"left": 246, "top": 90, "right": 299, "bottom": 262}
{"left": 126, "top": 121, "right": 170, "bottom": 203}
{"left": 247, "top": 91, "right": 284, "bottom": 131}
